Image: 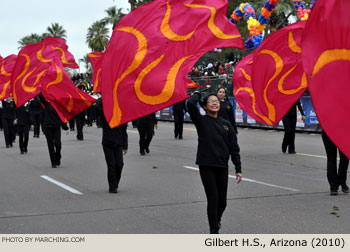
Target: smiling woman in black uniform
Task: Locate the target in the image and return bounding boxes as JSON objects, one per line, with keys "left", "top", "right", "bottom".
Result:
{"left": 187, "top": 91, "right": 242, "bottom": 234}
{"left": 216, "top": 86, "right": 238, "bottom": 134}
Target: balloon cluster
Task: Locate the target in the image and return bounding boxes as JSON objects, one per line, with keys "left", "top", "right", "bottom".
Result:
{"left": 291, "top": 0, "right": 316, "bottom": 21}
{"left": 230, "top": 1, "right": 281, "bottom": 49}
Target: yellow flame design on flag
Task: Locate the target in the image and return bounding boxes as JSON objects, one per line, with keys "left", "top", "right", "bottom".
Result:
{"left": 312, "top": 49, "right": 350, "bottom": 77}
{"left": 185, "top": 4, "right": 240, "bottom": 40}
{"left": 109, "top": 26, "right": 148, "bottom": 128}
{"left": 46, "top": 64, "right": 63, "bottom": 91}
{"left": 66, "top": 92, "right": 74, "bottom": 112}
{"left": 161, "top": 2, "right": 195, "bottom": 41}
{"left": 235, "top": 87, "right": 272, "bottom": 125}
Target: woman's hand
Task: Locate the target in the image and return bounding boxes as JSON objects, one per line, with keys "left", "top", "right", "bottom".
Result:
{"left": 236, "top": 173, "right": 242, "bottom": 184}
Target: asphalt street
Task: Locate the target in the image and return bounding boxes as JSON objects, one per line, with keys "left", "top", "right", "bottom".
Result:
{"left": 0, "top": 121, "right": 349, "bottom": 234}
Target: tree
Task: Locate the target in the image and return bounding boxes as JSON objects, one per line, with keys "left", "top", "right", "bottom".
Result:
{"left": 129, "top": 0, "right": 153, "bottom": 10}
{"left": 79, "top": 55, "right": 92, "bottom": 73}
{"left": 86, "top": 20, "right": 110, "bottom": 52}
{"left": 102, "top": 6, "right": 126, "bottom": 30}
{"left": 18, "top": 33, "right": 42, "bottom": 49}
{"left": 42, "top": 22, "right": 67, "bottom": 40}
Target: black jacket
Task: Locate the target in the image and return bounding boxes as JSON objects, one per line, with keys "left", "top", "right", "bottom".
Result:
{"left": 1, "top": 100, "right": 16, "bottom": 120}
{"left": 137, "top": 113, "right": 157, "bottom": 125}
{"left": 16, "top": 105, "right": 32, "bottom": 126}
{"left": 95, "top": 98, "right": 128, "bottom": 149}
{"left": 187, "top": 93, "right": 241, "bottom": 172}
{"left": 173, "top": 100, "right": 187, "bottom": 113}
{"left": 29, "top": 97, "right": 43, "bottom": 113}
{"left": 284, "top": 100, "right": 305, "bottom": 118}
{"left": 38, "top": 94, "right": 68, "bottom": 130}
{"left": 218, "top": 99, "right": 238, "bottom": 134}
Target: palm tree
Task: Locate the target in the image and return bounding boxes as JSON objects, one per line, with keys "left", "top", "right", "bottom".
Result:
{"left": 129, "top": 0, "right": 136, "bottom": 10}
{"left": 129, "top": 0, "right": 153, "bottom": 10}
{"left": 18, "top": 33, "right": 42, "bottom": 49}
{"left": 86, "top": 20, "right": 110, "bottom": 52}
{"left": 79, "top": 55, "right": 92, "bottom": 73}
{"left": 102, "top": 6, "right": 126, "bottom": 30}
{"left": 42, "top": 22, "right": 67, "bottom": 40}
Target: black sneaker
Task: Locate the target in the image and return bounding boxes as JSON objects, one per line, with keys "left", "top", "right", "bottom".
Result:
{"left": 341, "top": 184, "right": 349, "bottom": 194}
{"left": 330, "top": 190, "right": 338, "bottom": 196}
{"left": 109, "top": 188, "right": 118, "bottom": 193}
{"left": 51, "top": 165, "right": 57, "bottom": 168}
{"left": 140, "top": 151, "right": 145, "bottom": 156}
{"left": 145, "top": 147, "right": 150, "bottom": 154}
{"left": 282, "top": 146, "right": 286, "bottom": 153}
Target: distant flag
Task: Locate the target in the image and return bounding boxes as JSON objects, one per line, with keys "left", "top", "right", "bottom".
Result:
{"left": 302, "top": 0, "right": 350, "bottom": 158}
{"left": 87, "top": 52, "right": 103, "bottom": 93}
{"left": 0, "top": 54, "right": 17, "bottom": 101}
{"left": 40, "top": 60, "right": 96, "bottom": 122}
{"left": 101, "top": 0, "right": 244, "bottom": 127}
{"left": 11, "top": 37, "right": 78, "bottom": 107}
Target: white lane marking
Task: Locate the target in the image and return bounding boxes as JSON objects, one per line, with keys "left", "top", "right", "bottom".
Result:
{"left": 296, "top": 153, "right": 340, "bottom": 160}
{"left": 40, "top": 175, "right": 83, "bottom": 195}
{"left": 183, "top": 166, "right": 299, "bottom": 192}
{"left": 297, "top": 153, "right": 326, "bottom": 159}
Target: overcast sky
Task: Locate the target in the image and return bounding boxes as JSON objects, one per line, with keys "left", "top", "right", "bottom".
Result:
{"left": 0, "top": 0, "right": 130, "bottom": 72}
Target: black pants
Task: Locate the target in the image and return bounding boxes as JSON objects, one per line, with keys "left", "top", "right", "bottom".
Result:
{"left": 32, "top": 111, "right": 42, "bottom": 137}
{"left": 137, "top": 123, "right": 154, "bottom": 153}
{"left": 2, "top": 118, "right": 15, "bottom": 146}
{"left": 103, "top": 144, "right": 124, "bottom": 191}
{"left": 18, "top": 125, "right": 29, "bottom": 152}
{"left": 173, "top": 112, "right": 184, "bottom": 138}
{"left": 282, "top": 116, "right": 297, "bottom": 153}
{"left": 76, "top": 116, "right": 84, "bottom": 140}
{"left": 87, "top": 107, "right": 93, "bottom": 126}
{"left": 44, "top": 126, "right": 62, "bottom": 166}
{"left": 69, "top": 118, "right": 75, "bottom": 130}
{"left": 0, "top": 109, "right": 3, "bottom": 130}
{"left": 322, "top": 132, "right": 349, "bottom": 191}
{"left": 199, "top": 165, "right": 228, "bottom": 233}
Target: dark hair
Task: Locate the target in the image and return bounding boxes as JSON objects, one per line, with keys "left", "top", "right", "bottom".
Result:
{"left": 201, "top": 93, "right": 218, "bottom": 108}
{"left": 216, "top": 85, "right": 226, "bottom": 94}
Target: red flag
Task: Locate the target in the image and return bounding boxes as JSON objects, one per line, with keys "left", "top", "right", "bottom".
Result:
{"left": 87, "top": 52, "right": 103, "bottom": 93}
{"left": 40, "top": 61, "right": 96, "bottom": 122}
{"left": 101, "top": 0, "right": 244, "bottom": 127}
{"left": 302, "top": 0, "right": 350, "bottom": 157}
{"left": 252, "top": 21, "right": 307, "bottom": 124}
{"left": 11, "top": 37, "right": 78, "bottom": 107}
{"left": 234, "top": 21, "right": 307, "bottom": 125}
{"left": 232, "top": 53, "right": 273, "bottom": 123}
{"left": 0, "top": 54, "right": 17, "bottom": 101}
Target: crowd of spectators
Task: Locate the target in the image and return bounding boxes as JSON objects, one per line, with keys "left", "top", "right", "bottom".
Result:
{"left": 188, "top": 56, "right": 243, "bottom": 93}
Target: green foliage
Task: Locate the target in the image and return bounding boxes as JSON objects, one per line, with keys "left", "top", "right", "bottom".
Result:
{"left": 18, "top": 22, "right": 67, "bottom": 48}
{"left": 129, "top": 0, "right": 154, "bottom": 10}
{"left": 330, "top": 206, "right": 340, "bottom": 218}
{"left": 86, "top": 20, "right": 110, "bottom": 52}
{"left": 42, "top": 22, "right": 67, "bottom": 41}
{"left": 79, "top": 55, "right": 92, "bottom": 73}
{"left": 18, "top": 33, "right": 43, "bottom": 49}
{"left": 102, "top": 6, "right": 126, "bottom": 30}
